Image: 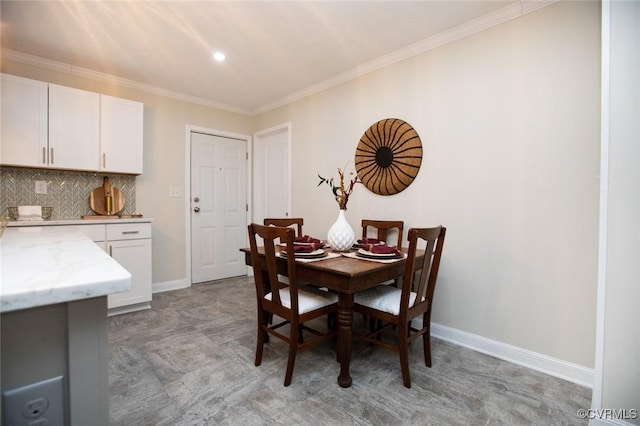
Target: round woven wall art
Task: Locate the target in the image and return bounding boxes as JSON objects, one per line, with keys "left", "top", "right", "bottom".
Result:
{"left": 354, "top": 118, "right": 423, "bottom": 195}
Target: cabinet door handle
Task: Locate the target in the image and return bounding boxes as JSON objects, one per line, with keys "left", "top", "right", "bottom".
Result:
{"left": 122, "top": 231, "right": 140, "bottom": 235}
{"left": 42, "top": 147, "right": 46, "bottom": 164}
{"left": 103, "top": 153, "right": 106, "bottom": 168}
{"left": 109, "top": 245, "right": 112, "bottom": 256}
{"left": 50, "top": 147, "right": 54, "bottom": 164}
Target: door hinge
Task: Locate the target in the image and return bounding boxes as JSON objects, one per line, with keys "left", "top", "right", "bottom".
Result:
{"left": 246, "top": 152, "right": 248, "bottom": 160}
{"left": 246, "top": 204, "right": 248, "bottom": 212}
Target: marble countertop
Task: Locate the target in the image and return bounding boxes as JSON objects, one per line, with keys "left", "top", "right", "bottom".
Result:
{"left": 7, "top": 217, "right": 153, "bottom": 227}
{"left": 0, "top": 227, "right": 132, "bottom": 313}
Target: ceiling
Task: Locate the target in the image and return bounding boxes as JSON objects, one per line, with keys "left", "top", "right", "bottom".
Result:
{"left": 0, "top": 1, "right": 548, "bottom": 115}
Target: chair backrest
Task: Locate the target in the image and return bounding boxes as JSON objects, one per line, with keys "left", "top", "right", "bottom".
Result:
{"left": 400, "top": 226, "right": 446, "bottom": 319}
{"left": 248, "top": 223, "right": 300, "bottom": 313}
{"left": 264, "top": 218, "right": 304, "bottom": 237}
{"left": 361, "top": 219, "right": 404, "bottom": 249}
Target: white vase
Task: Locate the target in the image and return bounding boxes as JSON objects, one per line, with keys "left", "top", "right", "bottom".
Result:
{"left": 327, "top": 209, "right": 355, "bottom": 251}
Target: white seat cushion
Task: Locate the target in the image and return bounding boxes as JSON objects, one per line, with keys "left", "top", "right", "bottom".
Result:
{"left": 354, "top": 285, "right": 423, "bottom": 315}
{"left": 266, "top": 286, "right": 337, "bottom": 314}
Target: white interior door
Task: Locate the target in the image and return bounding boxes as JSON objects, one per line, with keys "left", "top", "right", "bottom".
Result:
{"left": 191, "top": 132, "right": 247, "bottom": 284}
{"left": 253, "top": 124, "right": 290, "bottom": 224}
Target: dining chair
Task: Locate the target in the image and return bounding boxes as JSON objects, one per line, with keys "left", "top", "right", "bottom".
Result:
{"left": 264, "top": 217, "right": 304, "bottom": 237}
{"left": 352, "top": 226, "right": 446, "bottom": 388}
{"left": 361, "top": 219, "right": 404, "bottom": 249}
{"left": 264, "top": 217, "right": 307, "bottom": 289}
{"left": 362, "top": 219, "right": 405, "bottom": 289}
{"left": 248, "top": 223, "right": 338, "bottom": 386}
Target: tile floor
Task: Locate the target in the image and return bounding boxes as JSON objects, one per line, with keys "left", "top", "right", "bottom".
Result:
{"left": 108, "top": 276, "right": 591, "bottom": 425}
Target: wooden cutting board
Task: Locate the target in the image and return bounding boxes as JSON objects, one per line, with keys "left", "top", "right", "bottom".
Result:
{"left": 89, "top": 177, "right": 124, "bottom": 215}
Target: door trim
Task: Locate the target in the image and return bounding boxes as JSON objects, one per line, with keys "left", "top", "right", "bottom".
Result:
{"left": 253, "top": 121, "right": 292, "bottom": 218}
{"left": 185, "top": 124, "right": 251, "bottom": 286}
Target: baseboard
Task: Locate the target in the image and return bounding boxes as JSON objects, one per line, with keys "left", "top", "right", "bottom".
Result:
{"left": 152, "top": 279, "right": 190, "bottom": 294}
{"left": 430, "top": 322, "right": 595, "bottom": 388}
{"left": 107, "top": 302, "right": 151, "bottom": 317}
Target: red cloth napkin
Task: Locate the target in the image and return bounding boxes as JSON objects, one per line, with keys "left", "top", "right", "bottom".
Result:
{"left": 357, "top": 238, "right": 382, "bottom": 245}
{"left": 371, "top": 244, "right": 401, "bottom": 255}
{"left": 292, "top": 244, "right": 316, "bottom": 253}
{"left": 295, "top": 235, "right": 322, "bottom": 245}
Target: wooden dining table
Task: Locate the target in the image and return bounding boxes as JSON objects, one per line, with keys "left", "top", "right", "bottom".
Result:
{"left": 240, "top": 245, "right": 424, "bottom": 388}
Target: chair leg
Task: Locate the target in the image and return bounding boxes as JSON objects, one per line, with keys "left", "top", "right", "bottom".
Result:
{"left": 367, "top": 317, "right": 381, "bottom": 346}
{"left": 255, "top": 323, "right": 266, "bottom": 367}
{"left": 284, "top": 322, "right": 299, "bottom": 386}
{"left": 376, "top": 319, "right": 384, "bottom": 341}
{"left": 257, "top": 306, "right": 270, "bottom": 343}
{"left": 369, "top": 317, "right": 376, "bottom": 332}
{"left": 327, "top": 312, "right": 337, "bottom": 330}
{"left": 423, "top": 316, "right": 432, "bottom": 368}
{"left": 398, "top": 322, "right": 411, "bottom": 388}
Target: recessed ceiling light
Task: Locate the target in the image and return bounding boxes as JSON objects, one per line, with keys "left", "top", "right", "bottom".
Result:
{"left": 213, "top": 52, "right": 226, "bottom": 62}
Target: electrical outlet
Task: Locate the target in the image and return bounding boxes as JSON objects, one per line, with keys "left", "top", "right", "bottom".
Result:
{"left": 34, "top": 180, "right": 47, "bottom": 194}
{"left": 23, "top": 397, "right": 49, "bottom": 418}
{"left": 2, "top": 376, "right": 65, "bottom": 425}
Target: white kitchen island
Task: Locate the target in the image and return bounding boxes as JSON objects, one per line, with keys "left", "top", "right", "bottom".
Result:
{"left": 1, "top": 226, "right": 131, "bottom": 426}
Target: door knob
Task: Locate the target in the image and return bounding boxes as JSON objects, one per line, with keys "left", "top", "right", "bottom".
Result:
{"left": 193, "top": 207, "right": 200, "bottom": 213}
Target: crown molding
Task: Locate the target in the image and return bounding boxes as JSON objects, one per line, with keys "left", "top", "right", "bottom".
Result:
{"left": 0, "top": 48, "right": 251, "bottom": 116}
{"left": 522, "top": 0, "right": 558, "bottom": 14}
{"left": 252, "top": 1, "right": 556, "bottom": 115}
{"left": 2, "top": 0, "right": 556, "bottom": 117}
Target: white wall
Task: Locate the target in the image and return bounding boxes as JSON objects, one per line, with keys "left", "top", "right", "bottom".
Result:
{"left": 254, "top": 1, "right": 601, "bottom": 368}
{"left": 597, "top": 0, "right": 640, "bottom": 422}
{"left": 1, "top": 0, "right": 609, "bottom": 382}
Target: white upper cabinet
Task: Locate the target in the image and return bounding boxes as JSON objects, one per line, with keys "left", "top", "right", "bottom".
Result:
{"left": 48, "top": 83, "right": 100, "bottom": 171}
{"left": 100, "top": 95, "right": 144, "bottom": 175}
{"left": 0, "top": 74, "right": 48, "bottom": 167}
{"left": 0, "top": 74, "right": 144, "bottom": 175}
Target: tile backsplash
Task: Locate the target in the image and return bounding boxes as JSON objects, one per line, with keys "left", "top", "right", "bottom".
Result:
{"left": 0, "top": 167, "right": 136, "bottom": 219}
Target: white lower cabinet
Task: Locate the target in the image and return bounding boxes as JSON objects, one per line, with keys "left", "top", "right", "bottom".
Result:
{"left": 36, "top": 222, "right": 152, "bottom": 315}
{"left": 106, "top": 223, "right": 152, "bottom": 313}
